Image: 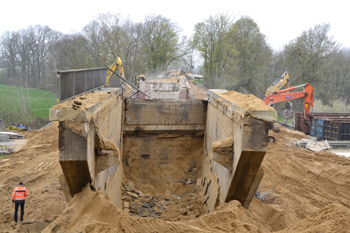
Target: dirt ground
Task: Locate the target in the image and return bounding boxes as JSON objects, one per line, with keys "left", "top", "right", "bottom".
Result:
{"left": 1, "top": 88, "right": 350, "bottom": 232}
{"left": 0, "top": 122, "right": 66, "bottom": 233}
{"left": 190, "top": 81, "right": 208, "bottom": 100}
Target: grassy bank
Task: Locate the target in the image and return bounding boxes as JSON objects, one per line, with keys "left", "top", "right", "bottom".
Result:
{"left": 192, "top": 79, "right": 204, "bottom": 86}
{"left": 0, "top": 84, "right": 56, "bottom": 121}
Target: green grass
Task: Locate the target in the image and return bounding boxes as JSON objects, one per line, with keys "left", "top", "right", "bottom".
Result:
{"left": 192, "top": 79, "right": 204, "bottom": 86}
{"left": 277, "top": 115, "right": 296, "bottom": 124}
{"left": 0, "top": 84, "right": 57, "bottom": 119}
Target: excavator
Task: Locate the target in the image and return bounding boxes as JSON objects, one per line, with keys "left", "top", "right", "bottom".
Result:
{"left": 106, "top": 57, "right": 125, "bottom": 85}
{"left": 263, "top": 83, "right": 314, "bottom": 127}
{"left": 265, "top": 71, "right": 290, "bottom": 96}
{"left": 105, "top": 57, "right": 134, "bottom": 94}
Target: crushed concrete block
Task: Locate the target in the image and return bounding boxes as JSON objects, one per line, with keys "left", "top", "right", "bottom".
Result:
{"left": 127, "top": 192, "right": 138, "bottom": 198}
{"left": 124, "top": 202, "right": 129, "bottom": 208}
{"left": 129, "top": 181, "right": 134, "bottom": 189}
{"left": 160, "top": 201, "right": 170, "bottom": 206}
{"left": 172, "top": 193, "right": 181, "bottom": 199}
{"left": 137, "top": 191, "right": 145, "bottom": 197}
{"left": 198, "top": 196, "right": 207, "bottom": 204}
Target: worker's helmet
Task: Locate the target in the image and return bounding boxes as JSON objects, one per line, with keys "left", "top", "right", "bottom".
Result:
{"left": 19, "top": 182, "right": 23, "bottom": 186}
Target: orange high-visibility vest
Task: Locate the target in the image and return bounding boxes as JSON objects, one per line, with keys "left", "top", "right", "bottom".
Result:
{"left": 12, "top": 186, "right": 28, "bottom": 201}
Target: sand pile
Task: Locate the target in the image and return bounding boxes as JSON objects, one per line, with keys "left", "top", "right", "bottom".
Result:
{"left": 2, "top": 115, "right": 350, "bottom": 232}
{"left": 189, "top": 81, "right": 208, "bottom": 100}
{"left": 0, "top": 122, "right": 66, "bottom": 232}
{"left": 146, "top": 78, "right": 179, "bottom": 83}
{"left": 249, "top": 127, "right": 350, "bottom": 232}
{"left": 216, "top": 90, "right": 275, "bottom": 112}
{"left": 43, "top": 184, "right": 271, "bottom": 233}
{"left": 51, "top": 92, "right": 110, "bottom": 111}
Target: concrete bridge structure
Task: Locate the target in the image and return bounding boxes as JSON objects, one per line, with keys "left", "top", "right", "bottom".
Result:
{"left": 50, "top": 87, "right": 276, "bottom": 211}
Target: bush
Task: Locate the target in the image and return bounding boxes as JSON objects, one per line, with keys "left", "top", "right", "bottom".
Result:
{"left": 313, "top": 99, "right": 350, "bottom": 113}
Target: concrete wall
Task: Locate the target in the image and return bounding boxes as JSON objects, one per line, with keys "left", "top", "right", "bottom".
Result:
{"left": 205, "top": 90, "right": 276, "bottom": 208}
{"left": 138, "top": 80, "right": 188, "bottom": 100}
{"left": 123, "top": 135, "right": 203, "bottom": 189}
{"left": 124, "top": 99, "right": 206, "bottom": 135}
{"left": 50, "top": 88, "right": 124, "bottom": 207}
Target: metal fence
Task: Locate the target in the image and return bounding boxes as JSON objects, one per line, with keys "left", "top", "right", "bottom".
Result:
{"left": 106, "top": 68, "right": 151, "bottom": 99}
{"left": 57, "top": 67, "right": 108, "bottom": 102}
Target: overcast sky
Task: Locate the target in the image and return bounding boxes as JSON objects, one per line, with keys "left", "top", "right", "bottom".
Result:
{"left": 0, "top": 0, "right": 348, "bottom": 51}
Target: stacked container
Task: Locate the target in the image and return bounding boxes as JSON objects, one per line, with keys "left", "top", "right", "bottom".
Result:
{"left": 296, "top": 113, "right": 350, "bottom": 140}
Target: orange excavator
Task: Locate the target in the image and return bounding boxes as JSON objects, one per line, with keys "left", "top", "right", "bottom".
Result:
{"left": 262, "top": 83, "right": 314, "bottom": 125}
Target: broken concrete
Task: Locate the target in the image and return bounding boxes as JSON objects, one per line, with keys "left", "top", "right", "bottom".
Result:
{"left": 50, "top": 86, "right": 276, "bottom": 213}
{"left": 206, "top": 90, "right": 276, "bottom": 208}
{"left": 50, "top": 88, "right": 124, "bottom": 206}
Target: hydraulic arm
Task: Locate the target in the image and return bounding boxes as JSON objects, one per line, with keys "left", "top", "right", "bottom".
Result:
{"left": 265, "top": 71, "right": 290, "bottom": 96}
{"left": 262, "top": 83, "right": 314, "bottom": 124}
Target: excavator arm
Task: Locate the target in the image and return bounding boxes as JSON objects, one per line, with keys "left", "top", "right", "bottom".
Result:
{"left": 106, "top": 57, "right": 125, "bottom": 86}
{"left": 262, "top": 83, "right": 314, "bottom": 124}
{"left": 265, "top": 71, "right": 290, "bottom": 96}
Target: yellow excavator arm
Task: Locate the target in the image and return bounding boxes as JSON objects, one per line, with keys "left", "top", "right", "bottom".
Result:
{"left": 106, "top": 57, "right": 125, "bottom": 86}
{"left": 265, "top": 71, "right": 290, "bottom": 96}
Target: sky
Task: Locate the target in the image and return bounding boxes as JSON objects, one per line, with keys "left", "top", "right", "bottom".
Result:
{"left": 0, "top": 0, "right": 348, "bottom": 51}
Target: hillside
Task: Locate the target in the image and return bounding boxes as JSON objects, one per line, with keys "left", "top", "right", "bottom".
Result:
{"left": 0, "top": 84, "right": 57, "bottom": 122}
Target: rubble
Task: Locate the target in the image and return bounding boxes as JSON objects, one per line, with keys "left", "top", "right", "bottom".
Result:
{"left": 297, "top": 137, "right": 331, "bottom": 152}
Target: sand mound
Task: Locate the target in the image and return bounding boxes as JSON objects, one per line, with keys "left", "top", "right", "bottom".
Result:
{"left": 249, "top": 126, "right": 350, "bottom": 231}
{"left": 189, "top": 82, "right": 208, "bottom": 100}
{"left": 216, "top": 91, "right": 275, "bottom": 112}
{"left": 43, "top": 185, "right": 271, "bottom": 233}
{"left": 0, "top": 122, "right": 66, "bottom": 232}
{"left": 281, "top": 203, "right": 350, "bottom": 233}
{"left": 51, "top": 92, "right": 110, "bottom": 110}
{"left": 1, "top": 118, "right": 350, "bottom": 232}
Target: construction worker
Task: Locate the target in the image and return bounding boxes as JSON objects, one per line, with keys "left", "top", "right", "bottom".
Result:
{"left": 283, "top": 102, "right": 295, "bottom": 125}
{"left": 12, "top": 182, "right": 28, "bottom": 223}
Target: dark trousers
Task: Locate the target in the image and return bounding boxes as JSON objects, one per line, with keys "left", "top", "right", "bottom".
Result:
{"left": 14, "top": 202, "right": 25, "bottom": 222}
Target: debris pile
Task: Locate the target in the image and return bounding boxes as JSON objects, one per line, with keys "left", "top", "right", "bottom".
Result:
{"left": 297, "top": 137, "right": 331, "bottom": 152}
{"left": 121, "top": 177, "right": 207, "bottom": 220}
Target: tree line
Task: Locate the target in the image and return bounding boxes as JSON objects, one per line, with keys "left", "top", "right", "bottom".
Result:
{"left": 1, "top": 12, "right": 349, "bottom": 107}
